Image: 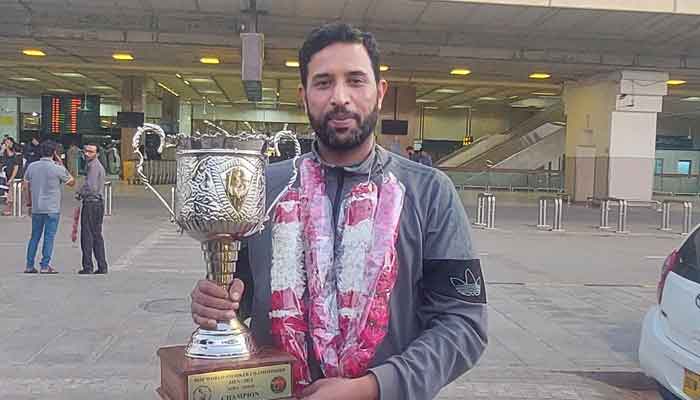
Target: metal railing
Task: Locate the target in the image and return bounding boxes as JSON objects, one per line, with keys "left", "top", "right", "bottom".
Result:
{"left": 660, "top": 199, "right": 693, "bottom": 235}
{"left": 444, "top": 168, "right": 564, "bottom": 193}
{"left": 537, "top": 195, "right": 564, "bottom": 232}
{"left": 11, "top": 179, "right": 23, "bottom": 217}
{"left": 136, "top": 160, "right": 177, "bottom": 185}
{"left": 103, "top": 181, "right": 113, "bottom": 216}
{"left": 596, "top": 197, "right": 629, "bottom": 233}
{"left": 475, "top": 192, "right": 496, "bottom": 229}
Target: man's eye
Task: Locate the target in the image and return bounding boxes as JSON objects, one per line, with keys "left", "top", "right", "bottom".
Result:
{"left": 315, "top": 80, "right": 330, "bottom": 88}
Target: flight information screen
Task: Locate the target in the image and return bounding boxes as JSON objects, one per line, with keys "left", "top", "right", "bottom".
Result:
{"left": 41, "top": 94, "right": 100, "bottom": 136}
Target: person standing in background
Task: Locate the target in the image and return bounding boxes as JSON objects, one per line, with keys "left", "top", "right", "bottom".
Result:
{"left": 24, "top": 135, "right": 41, "bottom": 168}
{"left": 77, "top": 143, "right": 108, "bottom": 275}
{"left": 66, "top": 142, "right": 80, "bottom": 178}
{"left": 23, "top": 140, "right": 75, "bottom": 273}
{"left": 2, "top": 137, "right": 20, "bottom": 216}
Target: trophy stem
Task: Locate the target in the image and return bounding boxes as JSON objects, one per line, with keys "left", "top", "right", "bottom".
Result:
{"left": 185, "top": 239, "right": 258, "bottom": 359}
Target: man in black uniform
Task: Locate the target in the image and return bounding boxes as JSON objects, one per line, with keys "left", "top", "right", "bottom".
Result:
{"left": 77, "top": 143, "right": 108, "bottom": 274}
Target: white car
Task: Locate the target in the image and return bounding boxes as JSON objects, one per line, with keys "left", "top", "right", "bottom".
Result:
{"left": 640, "top": 228, "right": 700, "bottom": 400}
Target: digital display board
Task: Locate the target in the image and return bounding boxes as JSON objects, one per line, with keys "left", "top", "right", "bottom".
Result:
{"left": 41, "top": 94, "right": 100, "bottom": 136}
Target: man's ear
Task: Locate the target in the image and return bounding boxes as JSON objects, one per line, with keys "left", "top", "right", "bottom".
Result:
{"left": 377, "top": 79, "right": 389, "bottom": 111}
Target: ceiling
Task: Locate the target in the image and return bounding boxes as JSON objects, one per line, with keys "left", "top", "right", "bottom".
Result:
{"left": 0, "top": 0, "right": 699, "bottom": 112}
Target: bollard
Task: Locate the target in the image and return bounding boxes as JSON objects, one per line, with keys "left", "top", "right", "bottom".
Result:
{"left": 103, "top": 181, "right": 113, "bottom": 216}
{"left": 599, "top": 199, "right": 611, "bottom": 230}
{"left": 553, "top": 197, "right": 564, "bottom": 232}
{"left": 660, "top": 202, "right": 671, "bottom": 231}
{"left": 660, "top": 200, "right": 694, "bottom": 235}
{"left": 538, "top": 196, "right": 565, "bottom": 232}
{"left": 475, "top": 193, "right": 495, "bottom": 229}
{"left": 487, "top": 194, "right": 496, "bottom": 229}
{"left": 171, "top": 186, "right": 176, "bottom": 213}
{"left": 616, "top": 199, "right": 628, "bottom": 234}
{"left": 684, "top": 202, "right": 692, "bottom": 235}
{"left": 475, "top": 193, "right": 486, "bottom": 227}
{"left": 537, "top": 197, "right": 550, "bottom": 230}
{"left": 11, "top": 179, "right": 23, "bottom": 217}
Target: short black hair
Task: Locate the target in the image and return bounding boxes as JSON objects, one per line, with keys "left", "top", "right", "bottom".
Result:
{"left": 84, "top": 143, "right": 100, "bottom": 152}
{"left": 38, "top": 140, "right": 57, "bottom": 158}
{"left": 299, "top": 22, "right": 381, "bottom": 88}
{"left": 406, "top": 146, "right": 414, "bottom": 151}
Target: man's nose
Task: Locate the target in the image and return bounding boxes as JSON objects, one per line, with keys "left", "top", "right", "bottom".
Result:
{"left": 330, "top": 82, "right": 351, "bottom": 107}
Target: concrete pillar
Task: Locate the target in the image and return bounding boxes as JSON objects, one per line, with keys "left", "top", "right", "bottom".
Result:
{"left": 564, "top": 71, "right": 667, "bottom": 202}
{"left": 377, "top": 85, "right": 417, "bottom": 156}
{"left": 0, "top": 97, "right": 19, "bottom": 140}
{"left": 120, "top": 76, "right": 146, "bottom": 181}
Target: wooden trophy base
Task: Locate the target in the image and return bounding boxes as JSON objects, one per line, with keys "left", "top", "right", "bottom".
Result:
{"left": 157, "top": 345, "right": 295, "bottom": 400}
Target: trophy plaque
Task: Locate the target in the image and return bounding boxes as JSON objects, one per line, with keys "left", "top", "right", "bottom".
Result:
{"left": 133, "top": 122, "right": 300, "bottom": 400}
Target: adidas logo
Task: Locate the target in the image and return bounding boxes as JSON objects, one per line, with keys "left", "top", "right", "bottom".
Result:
{"left": 450, "top": 269, "right": 482, "bottom": 297}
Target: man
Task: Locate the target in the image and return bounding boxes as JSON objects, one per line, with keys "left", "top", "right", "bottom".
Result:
{"left": 77, "top": 143, "right": 108, "bottom": 274}
{"left": 23, "top": 140, "right": 75, "bottom": 273}
{"left": 2, "top": 137, "right": 21, "bottom": 216}
{"left": 24, "top": 135, "right": 41, "bottom": 167}
{"left": 414, "top": 148, "right": 433, "bottom": 167}
{"left": 190, "top": 23, "right": 487, "bottom": 400}
{"left": 405, "top": 145, "right": 414, "bottom": 160}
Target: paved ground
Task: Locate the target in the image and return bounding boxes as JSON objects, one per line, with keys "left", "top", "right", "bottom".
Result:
{"left": 0, "top": 183, "right": 683, "bottom": 399}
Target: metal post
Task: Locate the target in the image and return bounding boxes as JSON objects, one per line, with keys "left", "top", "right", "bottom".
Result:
{"left": 599, "top": 199, "right": 610, "bottom": 230}
{"left": 683, "top": 202, "right": 693, "bottom": 235}
{"left": 486, "top": 194, "right": 496, "bottom": 229}
{"left": 12, "top": 179, "right": 23, "bottom": 217}
{"left": 616, "top": 199, "right": 628, "bottom": 234}
{"left": 552, "top": 197, "right": 564, "bottom": 232}
{"left": 537, "top": 198, "right": 549, "bottom": 229}
{"left": 103, "top": 181, "right": 113, "bottom": 216}
{"left": 475, "top": 194, "right": 485, "bottom": 227}
{"left": 660, "top": 202, "right": 671, "bottom": 231}
{"left": 171, "top": 186, "right": 176, "bottom": 214}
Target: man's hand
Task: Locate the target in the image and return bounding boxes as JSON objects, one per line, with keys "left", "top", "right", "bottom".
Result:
{"left": 300, "top": 375, "right": 379, "bottom": 400}
{"left": 190, "top": 279, "right": 245, "bottom": 330}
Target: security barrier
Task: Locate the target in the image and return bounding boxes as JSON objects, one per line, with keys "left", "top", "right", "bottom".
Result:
{"left": 475, "top": 192, "right": 496, "bottom": 229}
{"left": 136, "top": 160, "right": 177, "bottom": 185}
{"left": 104, "top": 181, "right": 113, "bottom": 216}
{"left": 660, "top": 199, "right": 693, "bottom": 235}
{"left": 598, "top": 197, "right": 629, "bottom": 234}
{"left": 537, "top": 195, "right": 564, "bottom": 232}
{"left": 11, "top": 179, "right": 23, "bottom": 217}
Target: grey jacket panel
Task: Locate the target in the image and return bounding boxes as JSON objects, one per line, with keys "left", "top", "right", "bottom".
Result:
{"left": 245, "top": 145, "right": 487, "bottom": 400}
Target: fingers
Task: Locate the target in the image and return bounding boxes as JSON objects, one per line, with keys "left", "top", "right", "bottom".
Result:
{"left": 190, "top": 279, "right": 238, "bottom": 330}
{"left": 228, "top": 278, "right": 245, "bottom": 305}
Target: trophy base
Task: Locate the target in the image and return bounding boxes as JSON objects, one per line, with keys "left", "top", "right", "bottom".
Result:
{"left": 185, "top": 323, "right": 257, "bottom": 359}
{"left": 157, "top": 345, "right": 295, "bottom": 400}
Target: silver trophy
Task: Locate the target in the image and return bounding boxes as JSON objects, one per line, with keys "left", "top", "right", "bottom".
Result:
{"left": 133, "top": 122, "right": 300, "bottom": 359}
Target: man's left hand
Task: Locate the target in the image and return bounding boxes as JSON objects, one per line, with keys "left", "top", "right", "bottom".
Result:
{"left": 299, "top": 375, "right": 379, "bottom": 400}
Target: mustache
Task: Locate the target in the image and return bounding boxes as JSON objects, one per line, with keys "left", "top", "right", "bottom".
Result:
{"left": 323, "top": 106, "right": 361, "bottom": 125}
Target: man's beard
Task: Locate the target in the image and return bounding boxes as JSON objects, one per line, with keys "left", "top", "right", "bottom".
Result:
{"left": 308, "top": 103, "right": 379, "bottom": 150}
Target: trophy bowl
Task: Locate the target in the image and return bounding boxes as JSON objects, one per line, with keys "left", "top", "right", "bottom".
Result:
{"left": 133, "top": 123, "right": 299, "bottom": 360}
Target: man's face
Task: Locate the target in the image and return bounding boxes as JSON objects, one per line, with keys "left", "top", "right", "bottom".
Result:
{"left": 84, "top": 145, "right": 98, "bottom": 161}
{"left": 301, "top": 42, "right": 388, "bottom": 150}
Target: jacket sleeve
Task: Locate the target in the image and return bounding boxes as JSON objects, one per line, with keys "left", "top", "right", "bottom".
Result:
{"left": 369, "top": 172, "right": 488, "bottom": 400}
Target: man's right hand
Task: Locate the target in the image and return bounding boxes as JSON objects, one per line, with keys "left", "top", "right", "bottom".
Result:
{"left": 190, "top": 279, "right": 245, "bottom": 330}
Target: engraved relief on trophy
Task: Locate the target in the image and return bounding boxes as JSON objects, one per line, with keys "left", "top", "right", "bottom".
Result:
{"left": 224, "top": 166, "right": 251, "bottom": 212}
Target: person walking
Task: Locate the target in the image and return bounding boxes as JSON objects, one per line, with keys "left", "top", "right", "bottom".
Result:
{"left": 23, "top": 140, "right": 75, "bottom": 274}
{"left": 2, "top": 137, "right": 21, "bottom": 216}
{"left": 77, "top": 143, "right": 108, "bottom": 275}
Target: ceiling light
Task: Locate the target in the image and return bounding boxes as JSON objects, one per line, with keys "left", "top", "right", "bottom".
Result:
{"left": 157, "top": 82, "right": 179, "bottom": 97}
{"left": 22, "top": 49, "right": 46, "bottom": 57}
{"left": 424, "top": 106, "right": 439, "bottom": 110}
{"left": 200, "top": 57, "right": 220, "bottom": 65}
{"left": 478, "top": 96, "right": 501, "bottom": 101}
{"left": 48, "top": 88, "right": 71, "bottom": 93}
{"left": 189, "top": 78, "right": 213, "bottom": 83}
{"left": 262, "top": 87, "right": 276, "bottom": 91}
{"left": 91, "top": 85, "right": 113, "bottom": 90}
{"left": 112, "top": 53, "right": 134, "bottom": 61}
{"left": 508, "top": 95, "right": 519, "bottom": 99}
{"left": 529, "top": 73, "right": 551, "bottom": 79}
{"left": 379, "top": 65, "right": 390, "bottom": 72}
{"left": 667, "top": 79, "right": 687, "bottom": 86}
{"left": 285, "top": 60, "right": 300, "bottom": 68}
{"left": 449, "top": 105, "right": 470, "bottom": 109}
{"left": 9, "top": 77, "right": 38, "bottom": 82}
{"left": 532, "top": 91, "right": 559, "bottom": 96}
{"left": 681, "top": 97, "right": 700, "bottom": 102}
{"left": 175, "top": 73, "right": 182, "bottom": 78}
{"left": 416, "top": 99, "right": 436, "bottom": 103}
{"left": 200, "top": 90, "right": 222, "bottom": 94}
{"left": 435, "top": 88, "right": 462, "bottom": 94}
{"left": 450, "top": 69, "right": 471, "bottom": 76}
{"left": 183, "top": 80, "right": 191, "bottom": 85}
{"left": 51, "top": 72, "right": 86, "bottom": 78}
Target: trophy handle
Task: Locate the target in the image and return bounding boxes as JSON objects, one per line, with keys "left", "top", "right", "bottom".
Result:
{"left": 132, "top": 123, "right": 177, "bottom": 220}
{"left": 264, "top": 127, "right": 302, "bottom": 219}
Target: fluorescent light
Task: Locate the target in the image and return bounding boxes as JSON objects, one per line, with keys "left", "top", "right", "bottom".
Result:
{"left": 48, "top": 88, "right": 71, "bottom": 93}
{"left": 112, "top": 53, "right": 134, "bottom": 61}
{"left": 183, "top": 80, "right": 191, "bottom": 85}
{"left": 532, "top": 91, "right": 559, "bottom": 96}
{"left": 424, "top": 106, "right": 439, "bottom": 110}
{"left": 478, "top": 96, "right": 501, "bottom": 101}
{"left": 529, "top": 73, "right": 551, "bottom": 79}
{"left": 200, "top": 57, "right": 220, "bottom": 65}
{"left": 10, "top": 77, "right": 38, "bottom": 82}
{"left": 508, "top": 95, "right": 519, "bottom": 99}
{"left": 416, "top": 99, "right": 436, "bottom": 103}
{"left": 449, "top": 105, "right": 470, "bottom": 109}
{"left": 285, "top": 60, "right": 300, "bottom": 68}
{"left": 681, "top": 97, "right": 700, "bottom": 102}
{"left": 435, "top": 88, "right": 462, "bottom": 94}
{"left": 667, "top": 79, "right": 687, "bottom": 86}
{"left": 157, "top": 82, "right": 179, "bottom": 97}
{"left": 51, "top": 72, "right": 86, "bottom": 78}
{"left": 175, "top": 73, "right": 182, "bottom": 78}
{"left": 450, "top": 68, "right": 471, "bottom": 76}
{"left": 91, "top": 85, "right": 113, "bottom": 90}
{"left": 379, "top": 65, "right": 390, "bottom": 72}
{"left": 189, "top": 78, "right": 213, "bottom": 83}
{"left": 22, "top": 49, "right": 46, "bottom": 57}
{"left": 200, "top": 90, "right": 222, "bottom": 94}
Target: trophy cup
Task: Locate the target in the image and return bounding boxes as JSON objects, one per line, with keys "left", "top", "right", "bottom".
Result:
{"left": 132, "top": 122, "right": 300, "bottom": 400}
